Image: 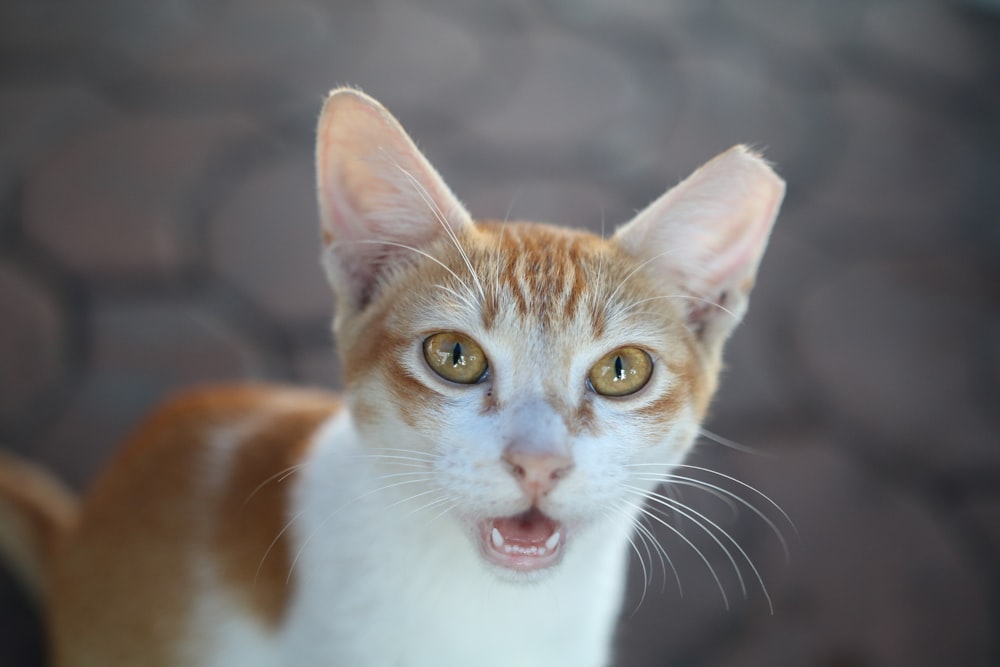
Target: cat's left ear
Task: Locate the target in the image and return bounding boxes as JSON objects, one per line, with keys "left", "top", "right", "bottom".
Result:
{"left": 614, "top": 145, "right": 785, "bottom": 350}
{"left": 316, "top": 87, "right": 472, "bottom": 313}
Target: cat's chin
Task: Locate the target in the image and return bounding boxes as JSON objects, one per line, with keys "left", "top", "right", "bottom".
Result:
{"left": 476, "top": 507, "right": 566, "bottom": 575}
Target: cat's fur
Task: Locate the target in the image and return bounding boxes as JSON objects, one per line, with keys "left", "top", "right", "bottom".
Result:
{"left": 0, "top": 88, "right": 784, "bottom": 666}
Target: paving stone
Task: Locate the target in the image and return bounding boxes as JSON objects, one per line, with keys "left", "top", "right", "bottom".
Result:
{"left": 711, "top": 232, "right": 837, "bottom": 426}
{"left": 23, "top": 114, "right": 258, "bottom": 277}
{"left": 658, "top": 53, "right": 826, "bottom": 181}
{"left": 0, "top": 563, "right": 43, "bottom": 667}
{"left": 616, "top": 434, "right": 992, "bottom": 666}
{"left": 144, "top": 0, "right": 353, "bottom": 109}
{"left": 0, "top": 263, "right": 63, "bottom": 422}
{"left": 796, "top": 259, "right": 1000, "bottom": 474}
{"left": 0, "top": 86, "right": 113, "bottom": 211}
{"left": 715, "top": 441, "right": 992, "bottom": 667}
{"left": 541, "top": 0, "right": 691, "bottom": 25}
{"left": 292, "top": 345, "right": 342, "bottom": 392}
{"left": 723, "top": 0, "right": 866, "bottom": 53}
{"left": 0, "top": 0, "right": 216, "bottom": 78}
{"left": 467, "top": 29, "right": 640, "bottom": 154}
{"left": 33, "top": 298, "right": 263, "bottom": 488}
{"left": 462, "top": 178, "right": 629, "bottom": 235}
{"left": 802, "top": 84, "right": 981, "bottom": 255}
{"left": 322, "top": 0, "right": 488, "bottom": 116}
{"left": 861, "top": 1, "right": 989, "bottom": 83}
{"left": 210, "top": 159, "right": 331, "bottom": 324}
{"left": 957, "top": 497, "right": 1000, "bottom": 562}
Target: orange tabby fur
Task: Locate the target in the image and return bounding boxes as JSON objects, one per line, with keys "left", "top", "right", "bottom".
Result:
{"left": 45, "top": 385, "right": 339, "bottom": 665}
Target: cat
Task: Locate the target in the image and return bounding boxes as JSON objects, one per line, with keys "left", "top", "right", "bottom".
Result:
{"left": 0, "top": 87, "right": 784, "bottom": 667}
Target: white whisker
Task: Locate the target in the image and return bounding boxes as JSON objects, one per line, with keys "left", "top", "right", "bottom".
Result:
{"left": 241, "top": 464, "right": 305, "bottom": 509}
{"left": 287, "top": 476, "right": 434, "bottom": 583}
{"left": 628, "top": 464, "right": 794, "bottom": 562}
{"left": 328, "top": 239, "right": 474, "bottom": 302}
{"left": 255, "top": 508, "right": 307, "bottom": 585}
{"left": 606, "top": 249, "right": 682, "bottom": 307}
{"left": 629, "top": 488, "right": 746, "bottom": 600}
{"left": 629, "top": 507, "right": 680, "bottom": 596}
{"left": 630, "top": 484, "right": 775, "bottom": 613}
{"left": 619, "top": 498, "right": 730, "bottom": 610}
{"left": 621, "top": 293, "right": 738, "bottom": 321}
{"left": 393, "top": 164, "right": 486, "bottom": 304}
{"left": 606, "top": 506, "right": 651, "bottom": 613}
{"left": 698, "top": 428, "right": 773, "bottom": 457}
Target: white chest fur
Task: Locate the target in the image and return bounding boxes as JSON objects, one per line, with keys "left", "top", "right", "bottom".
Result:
{"left": 275, "top": 412, "right": 631, "bottom": 667}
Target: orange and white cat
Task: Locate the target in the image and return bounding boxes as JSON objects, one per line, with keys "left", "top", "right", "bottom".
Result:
{"left": 0, "top": 88, "right": 784, "bottom": 666}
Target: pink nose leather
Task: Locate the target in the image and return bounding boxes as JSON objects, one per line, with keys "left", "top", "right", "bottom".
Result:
{"left": 503, "top": 447, "right": 574, "bottom": 499}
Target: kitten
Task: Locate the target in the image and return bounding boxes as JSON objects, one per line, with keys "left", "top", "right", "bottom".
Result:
{"left": 0, "top": 88, "right": 784, "bottom": 667}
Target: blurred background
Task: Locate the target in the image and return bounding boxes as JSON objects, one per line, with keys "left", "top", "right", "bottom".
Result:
{"left": 1, "top": 0, "right": 998, "bottom": 665}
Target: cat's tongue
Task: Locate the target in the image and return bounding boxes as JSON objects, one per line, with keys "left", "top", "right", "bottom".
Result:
{"left": 482, "top": 507, "right": 563, "bottom": 571}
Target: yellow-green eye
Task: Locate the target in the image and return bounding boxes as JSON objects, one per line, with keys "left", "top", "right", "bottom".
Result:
{"left": 423, "top": 332, "right": 488, "bottom": 384}
{"left": 588, "top": 347, "right": 653, "bottom": 397}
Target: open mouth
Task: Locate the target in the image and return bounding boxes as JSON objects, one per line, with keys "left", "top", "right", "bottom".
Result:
{"left": 479, "top": 507, "right": 564, "bottom": 572}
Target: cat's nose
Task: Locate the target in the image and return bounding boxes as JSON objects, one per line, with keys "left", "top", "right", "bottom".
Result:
{"left": 502, "top": 446, "right": 574, "bottom": 499}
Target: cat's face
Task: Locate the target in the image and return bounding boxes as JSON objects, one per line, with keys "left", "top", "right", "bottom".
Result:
{"left": 315, "top": 89, "right": 784, "bottom": 578}
{"left": 336, "top": 221, "right": 711, "bottom": 575}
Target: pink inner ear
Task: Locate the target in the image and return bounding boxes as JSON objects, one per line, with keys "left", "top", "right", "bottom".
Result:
{"left": 315, "top": 88, "right": 472, "bottom": 308}
{"left": 613, "top": 145, "right": 785, "bottom": 332}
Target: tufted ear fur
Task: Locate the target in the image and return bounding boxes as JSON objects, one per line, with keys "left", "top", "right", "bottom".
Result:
{"left": 613, "top": 145, "right": 785, "bottom": 353}
{"left": 315, "top": 87, "right": 472, "bottom": 315}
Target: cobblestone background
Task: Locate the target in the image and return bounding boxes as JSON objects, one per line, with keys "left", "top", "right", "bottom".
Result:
{"left": 1, "top": 1, "right": 998, "bottom": 665}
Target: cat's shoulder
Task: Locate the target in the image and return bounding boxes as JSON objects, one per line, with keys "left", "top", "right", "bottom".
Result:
{"left": 86, "top": 382, "right": 345, "bottom": 507}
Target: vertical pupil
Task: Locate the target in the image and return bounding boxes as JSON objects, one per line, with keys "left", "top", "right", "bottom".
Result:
{"left": 614, "top": 355, "right": 624, "bottom": 380}
{"left": 452, "top": 342, "right": 463, "bottom": 366}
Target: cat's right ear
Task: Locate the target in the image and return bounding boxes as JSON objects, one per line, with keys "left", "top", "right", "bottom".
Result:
{"left": 316, "top": 88, "right": 472, "bottom": 311}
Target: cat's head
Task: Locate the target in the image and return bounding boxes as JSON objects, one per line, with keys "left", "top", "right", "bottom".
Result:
{"left": 315, "top": 88, "right": 784, "bottom": 578}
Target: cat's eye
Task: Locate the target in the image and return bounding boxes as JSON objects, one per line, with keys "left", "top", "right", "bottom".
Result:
{"left": 588, "top": 347, "right": 653, "bottom": 397}
{"left": 423, "top": 332, "right": 489, "bottom": 385}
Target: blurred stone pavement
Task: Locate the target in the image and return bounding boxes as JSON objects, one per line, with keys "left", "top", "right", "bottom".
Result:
{"left": 1, "top": 0, "right": 998, "bottom": 665}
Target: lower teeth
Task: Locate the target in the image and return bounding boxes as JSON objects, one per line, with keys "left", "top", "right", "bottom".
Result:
{"left": 503, "top": 544, "right": 546, "bottom": 556}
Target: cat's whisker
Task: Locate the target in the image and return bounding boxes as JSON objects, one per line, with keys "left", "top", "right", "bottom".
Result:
{"left": 698, "top": 428, "right": 773, "bottom": 458}
{"left": 287, "top": 477, "right": 436, "bottom": 583}
{"left": 604, "top": 507, "right": 651, "bottom": 613}
{"left": 628, "top": 484, "right": 775, "bottom": 612}
{"left": 347, "top": 452, "right": 436, "bottom": 467}
{"left": 401, "top": 494, "right": 459, "bottom": 531}
{"left": 392, "top": 163, "right": 487, "bottom": 304}
{"left": 348, "top": 453, "right": 433, "bottom": 466}
{"left": 611, "top": 505, "right": 653, "bottom": 591}
{"left": 241, "top": 464, "right": 307, "bottom": 510}
{"left": 377, "top": 486, "right": 444, "bottom": 512}
{"left": 626, "top": 488, "right": 747, "bottom": 601}
{"left": 366, "top": 447, "right": 437, "bottom": 459}
{"left": 619, "top": 497, "right": 730, "bottom": 610}
{"left": 620, "top": 293, "right": 738, "bottom": 322}
{"left": 503, "top": 188, "right": 521, "bottom": 226}
{"left": 418, "top": 499, "right": 460, "bottom": 530}
{"left": 255, "top": 507, "right": 307, "bottom": 586}
{"left": 432, "top": 283, "right": 479, "bottom": 313}
{"left": 632, "top": 473, "right": 738, "bottom": 516}
{"left": 326, "top": 240, "right": 476, "bottom": 305}
{"left": 368, "top": 470, "right": 437, "bottom": 484}
{"left": 630, "top": 472, "right": 792, "bottom": 564}
{"left": 629, "top": 462, "right": 796, "bottom": 556}
{"left": 623, "top": 504, "right": 679, "bottom": 597}
{"left": 491, "top": 217, "right": 511, "bottom": 314}
{"left": 605, "top": 248, "right": 682, "bottom": 308}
